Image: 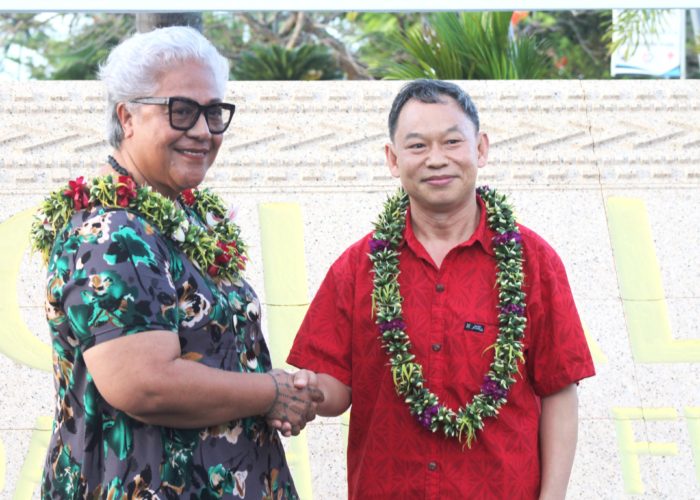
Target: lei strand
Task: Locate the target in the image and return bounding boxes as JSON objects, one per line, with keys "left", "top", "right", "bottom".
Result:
{"left": 369, "top": 186, "right": 526, "bottom": 446}
{"left": 31, "top": 173, "right": 247, "bottom": 283}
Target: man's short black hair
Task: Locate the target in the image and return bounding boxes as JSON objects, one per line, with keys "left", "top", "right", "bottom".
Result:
{"left": 388, "top": 79, "right": 480, "bottom": 141}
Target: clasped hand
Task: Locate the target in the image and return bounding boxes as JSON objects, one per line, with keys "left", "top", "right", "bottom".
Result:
{"left": 265, "top": 369, "right": 324, "bottom": 437}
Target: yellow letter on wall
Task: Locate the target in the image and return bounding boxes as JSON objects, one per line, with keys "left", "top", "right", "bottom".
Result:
{"left": 686, "top": 407, "right": 700, "bottom": 484}
{"left": 13, "top": 417, "right": 52, "bottom": 500}
{"left": 612, "top": 407, "right": 679, "bottom": 494}
{"left": 259, "top": 202, "right": 314, "bottom": 500}
{"left": 606, "top": 197, "right": 700, "bottom": 363}
{"left": 0, "top": 208, "right": 51, "bottom": 371}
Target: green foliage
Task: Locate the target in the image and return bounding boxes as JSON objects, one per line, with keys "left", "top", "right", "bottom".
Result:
{"left": 2, "top": 10, "right": 695, "bottom": 81}
{"left": 522, "top": 10, "right": 610, "bottom": 78}
{"left": 1, "top": 12, "right": 349, "bottom": 81}
{"left": 602, "top": 9, "right": 670, "bottom": 59}
{"left": 687, "top": 16, "right": 700, "bottom": 78}
{"left": 231, "top": 43, "right": 343, "bottom": 80}
{"left": 342, "top": 13, "right": 422, "bottom": 79}
{"left": 382, "top": 12, "right": 551, "bottom": 80}
{"left": 43, "top": 15, "right": 134, "bottom": 80}
{"left": 0, "top": 13, "right": 134, "bottom": 80}
{"left": 201, "top": 12, "right": 247, "bottom": 65}
{"left": 1, "top": 13, "right": 53, "bottom": 56}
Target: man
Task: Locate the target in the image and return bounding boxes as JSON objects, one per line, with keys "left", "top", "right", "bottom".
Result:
{"left": 287, "top": 80, "right": 595, "bottom": 499}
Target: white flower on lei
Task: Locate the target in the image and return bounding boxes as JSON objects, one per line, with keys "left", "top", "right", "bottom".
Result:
{"left": 172, "top": 219, "right": 189, "bottom": 243}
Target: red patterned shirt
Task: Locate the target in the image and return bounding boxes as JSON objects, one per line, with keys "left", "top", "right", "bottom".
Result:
{"left": 288, "top": 196, "right": 595, "bottom": 499}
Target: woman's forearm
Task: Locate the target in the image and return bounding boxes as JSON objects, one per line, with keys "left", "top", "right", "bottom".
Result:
{"left": 84, "top": 330, "right": 318, "bottom": 428}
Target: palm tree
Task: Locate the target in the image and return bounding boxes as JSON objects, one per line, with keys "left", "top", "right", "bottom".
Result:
{"left": 384, "top": 12, "right": 551, "bottom": 80}
{"left": 231, "top": 44, "right": 343, "bottom": 81}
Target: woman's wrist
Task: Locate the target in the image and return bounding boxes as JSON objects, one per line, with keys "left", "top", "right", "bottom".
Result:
{"left": 264, "top": 371, "right": 280, "bottom": 416}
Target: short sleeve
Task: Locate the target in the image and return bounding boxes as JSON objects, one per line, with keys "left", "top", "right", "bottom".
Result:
{"left": 287, "top": 252, "right": 356, "bottom": 386}
{"left": 50, "top": 209, "right": 179, "bottom": 350}
{"left": 524, "top": 235, "right": 596, "bottom": 396}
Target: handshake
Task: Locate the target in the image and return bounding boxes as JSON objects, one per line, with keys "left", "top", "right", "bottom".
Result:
{"left": 264, "top": 368, "right": 325, "bottom": 437}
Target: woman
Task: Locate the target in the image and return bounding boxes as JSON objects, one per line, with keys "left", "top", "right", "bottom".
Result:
{"left": 32, "top": 26, "right": 321, "bottom": 499}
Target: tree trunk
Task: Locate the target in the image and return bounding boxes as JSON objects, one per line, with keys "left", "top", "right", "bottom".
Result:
{"left": 135, "top": 13, "right": 203, "bottom": 33}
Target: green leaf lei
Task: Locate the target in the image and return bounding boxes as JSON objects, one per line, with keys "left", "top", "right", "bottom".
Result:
{"left": 30, "top": 174, "right": 247, "bottom": 283}
{"left": 369, "top": 186, "right": 526, "bottom": 447}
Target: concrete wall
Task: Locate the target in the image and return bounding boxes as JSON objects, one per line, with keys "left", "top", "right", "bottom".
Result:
{"left": 0, "top": 80, "right": 698, "bottom": 499}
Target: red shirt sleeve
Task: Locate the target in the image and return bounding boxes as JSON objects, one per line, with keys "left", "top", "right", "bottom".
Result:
{"left": 287, "top": 244, "right": 359, "bottom": 386}
{"left": 522, "top": 228, "right": 596, "bottom": 396}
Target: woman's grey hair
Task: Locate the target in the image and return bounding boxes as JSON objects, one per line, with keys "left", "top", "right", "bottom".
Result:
{"left": 99, "top": 26, "right": 229, "bottom": 149}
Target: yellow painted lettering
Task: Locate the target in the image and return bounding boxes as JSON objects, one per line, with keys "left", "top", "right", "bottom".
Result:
{"left": 0, "top": 208, "right": 51, "bottom": 371}
{"left": 583, "top": 323, "right": 607, "bottom": 365}
{"left": 612, "top": 407, "right": 679, "bottom": 494}
{"left": 0, "top": 209, "right": 53, "bottom": 496}
{"left": 686, "top": 407, "right": 700, "bottom": 484}
{"left": 258, "top": 202, "right": 313, "bottom": 499}
{"left": 13, "top": 417, "right": 52, "bottom": 500}
{"left": 606, "top": 197, "right": 700, "bottom": 363}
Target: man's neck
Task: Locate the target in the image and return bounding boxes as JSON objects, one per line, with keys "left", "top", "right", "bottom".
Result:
{"left": 409, "top": 196, "right": 480, "bottom": 268}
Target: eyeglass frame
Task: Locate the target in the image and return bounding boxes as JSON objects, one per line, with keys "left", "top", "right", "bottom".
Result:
{"left": 129, "top": 96, "right": 236, "bottom": 134}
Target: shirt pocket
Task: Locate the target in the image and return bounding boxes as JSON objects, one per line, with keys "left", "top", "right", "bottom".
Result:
{"left": 460, "top": 319, "right": 501, "bottom": 383}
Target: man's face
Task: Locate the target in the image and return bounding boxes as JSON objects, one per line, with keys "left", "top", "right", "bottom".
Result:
{"left": 385, "top": 96, "right": 489, "bottom": 216}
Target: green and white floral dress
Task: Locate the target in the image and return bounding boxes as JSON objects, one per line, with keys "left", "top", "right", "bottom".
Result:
{"left": 41, "top": 206, "right": 296, "bottom": 499}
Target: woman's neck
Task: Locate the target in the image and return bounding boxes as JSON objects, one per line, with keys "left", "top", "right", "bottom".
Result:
{"left": 107, "top": 151, "right": 178, "bottom": 200}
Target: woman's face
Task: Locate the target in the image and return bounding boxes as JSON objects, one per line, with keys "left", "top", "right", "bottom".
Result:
{"left": 120, "top": 59, "right": 225, "bottom": 199}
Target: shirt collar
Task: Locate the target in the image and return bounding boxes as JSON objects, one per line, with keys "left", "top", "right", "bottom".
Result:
{"left": 402, "top": 194, "right": 496, "bottom": 257}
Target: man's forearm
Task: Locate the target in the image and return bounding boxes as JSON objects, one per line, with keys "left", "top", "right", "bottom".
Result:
{"left": 317, "top": 373, "right": 352, "bottom": 416}
{"left": 539, "top": 384, "right": 579, "bottom": 500}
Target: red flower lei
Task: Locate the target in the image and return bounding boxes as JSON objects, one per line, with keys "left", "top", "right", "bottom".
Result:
{"left": 63, "top": 176, "right": 90, "bottom": 210}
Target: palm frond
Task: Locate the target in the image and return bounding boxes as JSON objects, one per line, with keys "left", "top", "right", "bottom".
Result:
{"left": 232, "top": 43, "right": 343, "bottom": 80}
{"left": 383, "top": 11, "right": 551, "bottom": 80}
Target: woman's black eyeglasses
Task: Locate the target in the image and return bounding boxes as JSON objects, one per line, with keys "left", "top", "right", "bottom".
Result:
{"left": 130, "top": 96, "right": 236, "bottom": 134}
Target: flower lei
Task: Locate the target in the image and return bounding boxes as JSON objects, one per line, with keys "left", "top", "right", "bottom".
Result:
{"left": 369, "top": 186, "right": 526, "bottom": 447}
{"left": 31, "top": 174, "right": 247, "bottom": 283}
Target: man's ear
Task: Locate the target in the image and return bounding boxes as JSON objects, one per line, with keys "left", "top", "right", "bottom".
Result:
{"left": 385, "top": 142, "right": 400, "bottom": 179}
{"left": 116, "top": 102, "right": 135, "bottom": 139}
{"left": 476, "top": 132, "right": 489, "bottom": 168}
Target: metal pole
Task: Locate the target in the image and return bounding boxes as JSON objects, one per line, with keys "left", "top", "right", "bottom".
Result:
{"left": 681, "top": 10, "right": 687, "bottom": 79}
{"left": 691, "top": 9, "right": 700, "bottom": 72}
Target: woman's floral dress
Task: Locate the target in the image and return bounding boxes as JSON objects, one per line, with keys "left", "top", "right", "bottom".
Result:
{"left": 41, "top": 206, "right": 297, "bottom": 499}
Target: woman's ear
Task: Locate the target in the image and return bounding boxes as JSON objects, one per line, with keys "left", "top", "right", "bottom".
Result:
{"left": 116, "top": 102, "right": 135, "bottom": 139}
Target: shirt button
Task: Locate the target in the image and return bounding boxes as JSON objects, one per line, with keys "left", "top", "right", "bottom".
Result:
{"left": 432, "top": 343, "right": 441, "bottom": 352}
{"left": 428, "top": 461, "right": 438, "bottom": 471}
{"left": 435, "top": 284, "right": 445, "bottom": 292}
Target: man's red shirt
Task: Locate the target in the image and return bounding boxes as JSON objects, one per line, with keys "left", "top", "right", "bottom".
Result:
{"left": 288, "top": 196, "right": 595, "bottom": 499}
